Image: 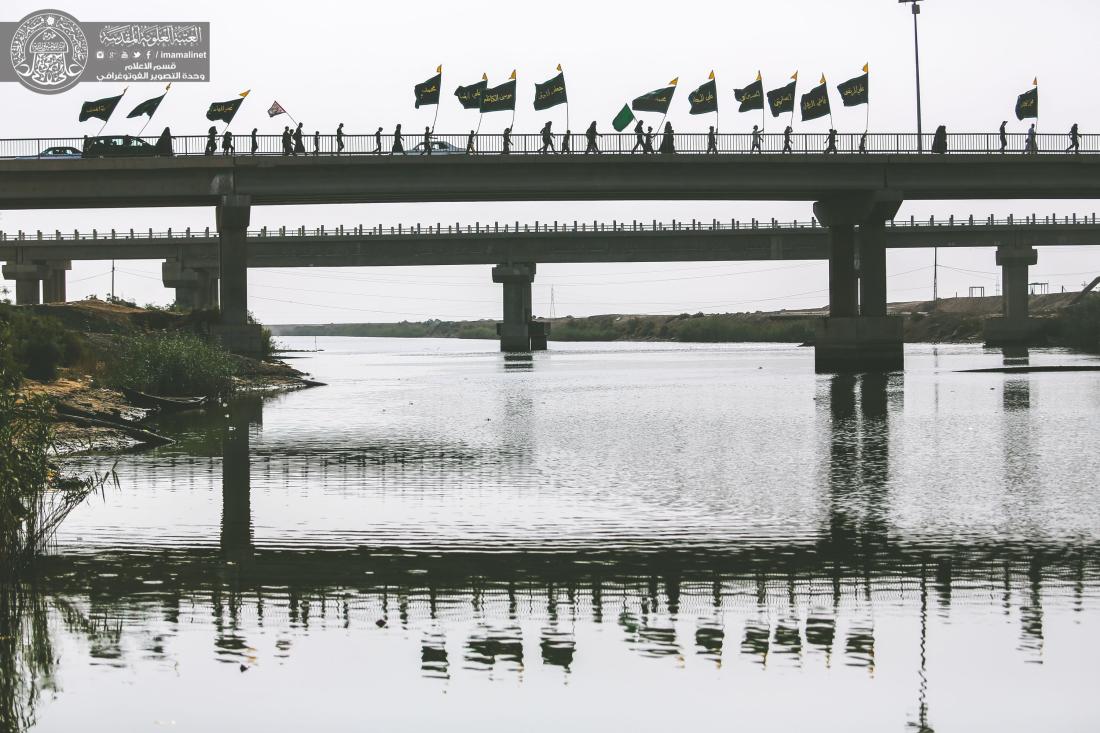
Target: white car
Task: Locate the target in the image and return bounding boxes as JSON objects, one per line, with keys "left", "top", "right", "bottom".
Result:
{"left": 408, "top": 140, "right": 464, "bottom": 155}
{"left": 19, "top": 145, "right": 83, "bottom": 159}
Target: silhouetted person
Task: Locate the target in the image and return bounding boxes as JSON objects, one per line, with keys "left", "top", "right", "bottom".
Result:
{"left": 221, "top": 130, "right": 234, "bottom": 155}
{"left": 421, "top": 126, "right": 432, "bottom": 155}
{"left": 293, "top": 123, "right": 305, "bottom": 155}
{"left": 313, "top": 130, "right": 320, "bottom": 156}
{"left": 336, "top": 122, "right": 345, "bottom": 154}
{"left": 250, "top": 127, "right": 258, "bottom": 155}
{"left": 281, "top": 126, "right": 292, "bottom": 155}
{"left": 999, "top": 120, "right": 1008, "bottom": 153}
{"left": 1067, "top": 123, "right": 1079, "bottom": 153}
{"left": 204, "top": 126, "right": 217, "bottom": 155}
{"left": 859, "top": 130, "right": 868, "bottom": 153}
{"left": 643, "top": 126, "right": 654, "bottom": 153}
{"left": 585, "top": 121, "right": 601, "bottom": 154}
{"left": 782, "top": 125, "right": 793, "bottom": 153}
{"left": 931, "top": 124, "right": 947, "bottom": 154}
{"left": 502, "top": 126, "right": 512, "bottom": 154}
{"left": 751, "top": 125, "right": 762, "bottom": 153}
{"left": 374, "top": 126, "right": 383, "bottom": 154}
{"left": 707, "top": 125, "right": 719, "bottom": 154}
{"left": 1025, "top": 123, "right": 1037, "bottom": 155}
{"left": 561, "top": 129, "right": 571, "bottom": 154}
{"left": 658, "top": 122, "right": 675, "bottom": 154}
{"left": 632, "top": 119, "right": 645, "bottom": 153}
{"left": 540, "top": 121, "right": 555, "bottom": 153}
{"left": 466, "top": 129, "right": 477, "bottom": 154}
{"left": 824, "top": 128, "right": 837, "bottom": 154}
{"left": 392, "top": 124, "right": 405, "bottom": 155}
{"left": 154, "top": 126, "right": 174, "bottom": 157}
{"left": 82, "top": 134, "right": 89, "bottom": 154}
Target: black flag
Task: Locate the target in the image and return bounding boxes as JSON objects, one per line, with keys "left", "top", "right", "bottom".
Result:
{"left": 632, "top": 82, "right": 677, "bottom": 114}
{"left": 800, "top": 81, "right": 831, "bottom": 122}
{"left": 733, "top": 79, "right": 764, "bottom": 113}
{"left": 1015, "top": 87, "right": 1038, "bottom": 120}
{"left": 79, "top": 93, "right": 123, "bottom": 122}
{"left": 534, "top": 72, "right": 567, "bottom": 111}
{"left": 127, "top": 93, "right": 166, "bottom": 119}
{"left": 480, "top": 78, "right": 517, "bottom": 113}
{"left": 837, "top": 73, "right": 869, "bottom": 107}
{"left": 766, "top": 81, "right": 796, "bottom": 117}
{"left": 455, "top": 79, "right": 487, "bottom": 109}
{"left": 206, "top": 97, "right": 245, "bottom": 124}
{"left": 414, "top": 72, "right": 442, "bottom": 108}
{"left": 687, "top": 79, "right": 718, "bottom": 115}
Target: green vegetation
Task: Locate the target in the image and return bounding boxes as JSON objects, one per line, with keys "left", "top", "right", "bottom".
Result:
{"left": 275, "top": 319, "right": 498, "bottom": 340}
{"left": 104, "top": 331, "right": 237, "bottom": 397}
{"left": 1053, "top": 298, "right": 1100, "bottom": 351}
{"left": 0, "top": 305, "right": 84, "bottom": 382}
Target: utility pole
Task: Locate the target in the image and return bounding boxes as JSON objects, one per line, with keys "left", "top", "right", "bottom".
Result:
{"left": 899, "top": 0, "right": 925, "bottom": 153}
{"left": 111, "top": 260, "right": 115, "bottom": 301}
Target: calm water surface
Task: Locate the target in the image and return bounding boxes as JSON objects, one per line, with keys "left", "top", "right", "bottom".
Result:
{"left": 6, "top": 338, "right": 1100, "bottom": 732}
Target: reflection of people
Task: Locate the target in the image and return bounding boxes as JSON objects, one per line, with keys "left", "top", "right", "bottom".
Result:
{"left": 585, "top": 121, "right": 601, "bottom": 154}
{"left": 250, "top": 127, "right": 258, "bottom": 155}
{"left": 824, "top": 128, "right": 837, "bottom": 154}
{"left": 204, "top": 126, "right": 217, "bottom": 155}
{"left": 281, "top": 126, "right": 292, "bottom": 155}
{"left": 999, "top": 120, "right": 1008, "bottom": 153}
{"left": 293, "top": 123, "right": 305, "bottom": 155}
{"left": 561, "top": 129, "right": 571, "bottom": 154}
{"left": 336, "top": 122, "right": 345, "bottom": 154}
{"left": 708, "top": 125, "right": 719, "bottom": 154}
{"left": 1025, "top": 123, "right": 1037, "bottom": 155}
{"left": 643, "top": 126, "right": 654, "bottom": 153}
{"left": 221, "top": 130, "right": 234, "bottom": 155}
{"left": 751, "top": 125, "right": 762, "bottom": 153}
{"left": 466, "top": 129, "right": 477, "bottom": 154}
{"left": 392, "top": 124, "right": 405, "bottom": 155}
{"left": 931, "top": 125, "right": 947, "bottom": 154}
{"left": 374, "top": 126, "right": 383, "bottom": 154}
{"left": 154, "top": 126, "right": 174, "bottom": 157}
{"left": 782, "top": 125, "right": 792, "bottom": 153}
{"left": 632, "top": 120, "right": 645, "bottom": 153}
{"left": 421, "top": 126, "right": 432, "bottom": 155}
{"left": 502, "top": 126, "right": 512, "bottom": 154}
{"left": 1067, "top": 123, "right": 1079, "bottom": 153}
{"left": 659, "top": 122, "right": 675, "bottom": 154}
{"left": 540, "top": 121, "right": 555, "bottom": 153}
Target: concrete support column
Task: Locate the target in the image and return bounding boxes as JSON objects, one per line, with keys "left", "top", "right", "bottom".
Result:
{"left": 826, "top": 223, "right": 858, "bottom": 318}
{"left": 163, "top": 260, "right": 220, "bottom": 311}
{"left": 41, "top": 261, "right": 71, "bottom": 303}
{"left": 984, "top": 245, "right": 1042, "bottom": 346}
{"left": 492, "top": 262, "right": 536, "bottom": 352}
{"left": 2, "top": 262, "right": 47, "bottom": 305}
{"left": 858, "top": 221, "right": 887, "bottom": 317}
{"left": 211, "top": 195, "right": 263, "bottom": 355}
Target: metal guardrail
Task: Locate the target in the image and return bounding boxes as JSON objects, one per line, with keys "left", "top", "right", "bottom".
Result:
{"left": 0, "top": 132, "right": 1096, "bottom": 159}
{"left": 2, "top": 213, "right": 1097, "bottom": 242}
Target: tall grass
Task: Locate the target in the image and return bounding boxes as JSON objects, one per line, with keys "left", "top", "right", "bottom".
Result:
{"left": 105, "top": 331, "right": 237, "bottom": 397}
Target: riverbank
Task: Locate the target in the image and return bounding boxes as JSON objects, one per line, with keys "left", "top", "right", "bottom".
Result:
{"left": 270, "top": 292, "right": 1100, "bottom": 347}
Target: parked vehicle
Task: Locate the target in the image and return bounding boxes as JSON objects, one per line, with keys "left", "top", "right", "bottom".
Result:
{"left": 81, "top": 135, "right": 159, "bottom": 158}
{"left": 18, "top": 145, "right": 82, "bottom": 160}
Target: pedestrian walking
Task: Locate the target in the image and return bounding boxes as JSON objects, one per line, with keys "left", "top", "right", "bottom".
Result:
{"left": 632, "top": 120, "right": 645, "bottom": 153}
{"left": 502, "top": 126, "right": 512, "bottom": 154}
{"left": 707, "top": 125, "right": 718, "bottom": 154}
{"left": 336, "top": 122, "right": 345, "bottom": 154}
{"left": 999, "top": 120, "right": 1008, "bottom": 153}
{"left": 585, "top": 121, "right": 602, "bottom": 154}
{"left": 561, "top": 129, "right": 571, "bottom": 154}
{"left": 540, "top": 121, "right": 556, "bottom": 153}
{"left": 751, "top": 125, "right": 762, "bottom": 153}
{"left": 250, "top": 127, "right": 258, "bottom": 155}
{"left": 281, "top": 126, "right": 292, "bottom": 155}
{"left": 782, "top": 125, "right": 793, "bottom": 153}
{"left": 374, "top": 126, "right": 383, "bottom": 154}
{"left": 421, "top": 126, "right": 433, "bottom": 155}
{"left": 293, "top": 123, "right": 305, "bottom": 155}
{"left": 824, "top": 128, "right": 837, "bottom": 154}
{"left": 1025, "top": 123, "right": 1037, "bottom": 155}
{"left": 658, "top": 122, "right": 675, "bottom": 154}
{"left": 859, "top": 130, "right": 868, "bottom": 154}
{"left": 1067, "top": 123, "right": 1080, "bottom": 153}
{"left": 466, "top": 129, "right": 477, "bottom": 154}
{"left": 204, "top": 126, "right": 217, "bottom": 155}
{"left": 931, "top": 125, "right": 947, "bottom": 154}
{"left": 643, "top": 126, "right": 654, "bottom": 154}
{"left": 313, "top": 130, "right": 320, "bottom": 156}
{"left": 392, "top": 124, "right": 405, "bottom": 155}
{"left": 221, "top": 129, "right": 234, "bottom": 155}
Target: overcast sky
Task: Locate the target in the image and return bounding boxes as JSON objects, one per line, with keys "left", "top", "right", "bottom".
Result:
{"left": 3, "top": 0, "right": 1100, "bottom": 323}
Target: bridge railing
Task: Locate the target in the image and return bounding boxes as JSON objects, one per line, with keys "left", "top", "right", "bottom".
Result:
{"left": 0, "top": 132, "right": 1096, "bottom": 159}
{"left": 2, "top": 213, "right": 1097, "bottom": 242}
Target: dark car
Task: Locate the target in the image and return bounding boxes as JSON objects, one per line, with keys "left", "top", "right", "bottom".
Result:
{"left": 82, "top": 135, "right": 159, "bottom": 158}
{"left": 17, "top": 145, "right": 83, "bottom": 160}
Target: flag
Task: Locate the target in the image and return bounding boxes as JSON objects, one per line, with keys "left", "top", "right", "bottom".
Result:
{"left": 767, "top": 79, "right": 796, "bottom": 117}
{"left": 534, "top": 71, "right": 567, "bottom": 111}
{"left": 79, "top": 93, "right": 123, "bottom": 122}
{"left": 837, "top": 72, "right": 868, "bottom": 107}
{"left": 207, "top": 97, "right": 245, "bottom": 124}
{"left": 632, "top": 78, "right": 678, "bottom": 114}
{"left": 1015, "top": 86, "right": 1038, "bottom": 120}
{"left": 126, "top": 92, "right": 165, "bottom": 119}
{"left": 734, "top": 76, "right": 764, "bottom": 113}
{"left": 800, "top": 78, "right": 831, "bottom": 122}
{"left": 414, "top": 71, "right": 442, "bottom": 108}
{"left": 455, "top": 77, "right": 487, "bottom": 109}
{"left": 481, "top": 76, "right": 517, "bottom": 113}
{"left": 612, "top": 104, "right": 636, "bottom": 132}
{"left": 268, "top": 100, "right": 287, "bottom": 118}
{"left": 688, "top": 78, "right": 718, "bottom": 114}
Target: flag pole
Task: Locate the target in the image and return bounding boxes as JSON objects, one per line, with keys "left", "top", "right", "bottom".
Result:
{"left": 431, "top": 65, "right": 442, "bottom": 133}
{"left": 97, "top": 86, "right": 127, "bottom": 136}
{"left": 136, "top": 84, "right": 171, "bottom": 138}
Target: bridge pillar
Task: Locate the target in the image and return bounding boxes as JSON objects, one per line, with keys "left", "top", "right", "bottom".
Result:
{"left": 813, "top": 196, "right": 904, "bottom": 373}
{"left": 41, "top": 260, "right": 71, "bottom": 303}
{"left": 984, "top": 244, "right": 1043, "bottom": 346}
{"left": 2, "top": 262, "right": 47, "bottom": 305}
{"left": 212, "top": 195, "right": 263, "bottom": 355}
{"left": 492, "top": 262, "right": 536, "bottom": 352}
{"left": 163, "top": 260, "right": 219, "bottom": 311}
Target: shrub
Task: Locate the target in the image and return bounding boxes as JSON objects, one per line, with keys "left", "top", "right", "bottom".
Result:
{"left": 105, "top": 331, "right": 236, "bottom": 397}
{"left": 1054, "top": 298, "right": 1100, "bottom": 351}
{"left": 0, "top": 305, "right": 84, "bottom": 382}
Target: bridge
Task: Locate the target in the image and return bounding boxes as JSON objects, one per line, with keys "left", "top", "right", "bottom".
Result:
{"left": 3, "top": 145, "right": 1100, "bottom": 369}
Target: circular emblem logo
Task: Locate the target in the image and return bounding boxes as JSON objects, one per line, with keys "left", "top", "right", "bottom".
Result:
{"left": 10, "top": 9, "right": 88, "bottom": 94}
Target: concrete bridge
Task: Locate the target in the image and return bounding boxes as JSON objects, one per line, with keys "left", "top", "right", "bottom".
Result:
{"left": 4, "top": 151, "right": 1100, "bottom": 369}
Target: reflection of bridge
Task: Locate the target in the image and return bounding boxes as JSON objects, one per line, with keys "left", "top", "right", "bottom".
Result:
{"left": 4, "top": 152, "right": 1100, "bottom": 368}
{"left": 4, "top": 214, "right": 1094, "bottom": 360}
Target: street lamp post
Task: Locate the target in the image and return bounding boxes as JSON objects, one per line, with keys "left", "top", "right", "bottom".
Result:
{"left": 900, "top": 0, "right": 925, "bottom": 153}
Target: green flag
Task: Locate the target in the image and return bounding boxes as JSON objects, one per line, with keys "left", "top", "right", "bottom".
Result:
{"left": 688, "top": 79, "right": 718, "bottom": 115}
{"left": 206, "top": 97, "right": 245, "bottom": 124}
{"left": 127, "top": 93, "right": 166, "bottom": 119}
{"left": 1015, "top": 87, "right": 1038, "bottom": 120}
{"left": 612, "top": 104, "right": 635, "bottom": 132}
{"left": 800, "top": 80, "right": 831, "bottom": 122}
{"left": 455, "top": 79, "right": 487, "bottom": 109}
{"left": 837, "top": 73, "right": 868, "bottom": 107}
{"left": 415, "top": 72, "right": 442, "bottom": 108}
{"left": 534, "top": 71, "right": 567, "bottom": 111}
{"left": 481, "top": 78, "right": 516, "bottom": 113}
{"left": 767, "top": 80, "right": 796, "bottom": 117}
{"left": 734, "top": 78, "right": 764, "bottom": 113}
{"left": 632, "top": 80, "right": 677, "bottom": 114}
{"left": 79, "top": 93, "right": 123, "bottom": 122}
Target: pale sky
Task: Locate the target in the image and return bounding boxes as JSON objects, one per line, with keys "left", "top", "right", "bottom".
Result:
{"left": 3, "top": 0, "right": 1100, "bottom": 323}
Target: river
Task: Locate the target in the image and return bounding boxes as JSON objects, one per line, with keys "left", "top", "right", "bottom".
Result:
{"left": 6, "top": 338, "right": 1100, "bottom": 731}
